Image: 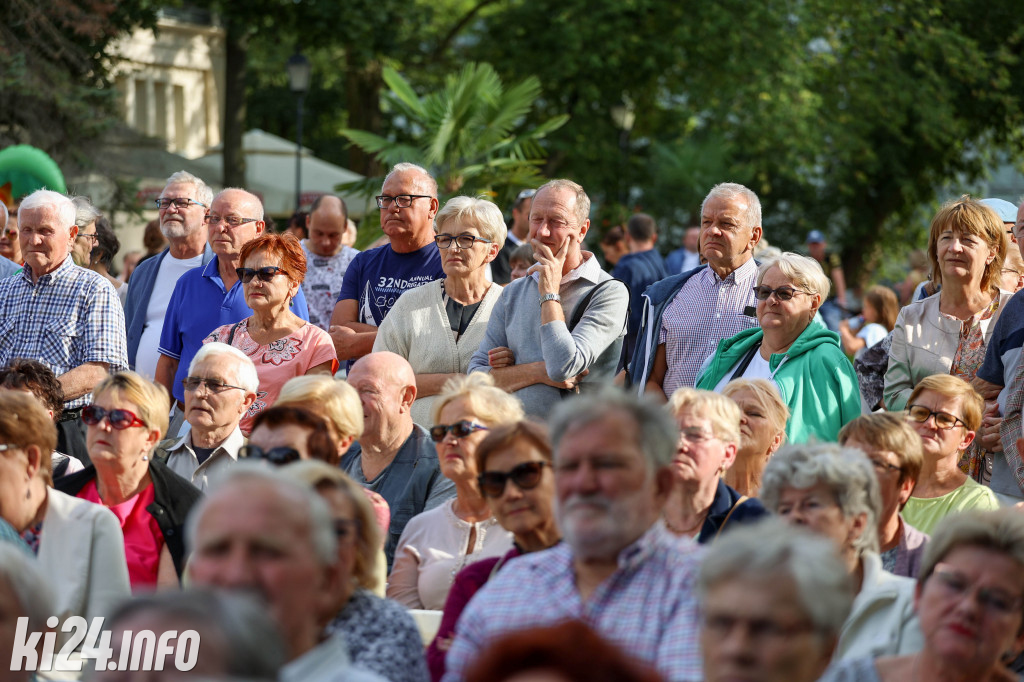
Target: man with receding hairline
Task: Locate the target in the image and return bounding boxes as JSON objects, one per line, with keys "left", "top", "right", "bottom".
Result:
{"left": 302, "top": 195, "right": 359, "bottom": 331}
{"left": 341, "top": 351, "right": 454, "bottom": 567}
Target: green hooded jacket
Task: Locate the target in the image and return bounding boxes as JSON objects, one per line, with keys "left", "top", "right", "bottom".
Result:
{"left": 695, "top": 323, "right": 861, "bottom": 443}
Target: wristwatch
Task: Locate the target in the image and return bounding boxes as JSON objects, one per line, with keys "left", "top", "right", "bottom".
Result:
{"left": 539, "top": 293, "right": 561, "bottom": 305}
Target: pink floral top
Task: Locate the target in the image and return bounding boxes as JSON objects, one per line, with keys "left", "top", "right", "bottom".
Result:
{"left": 949, "top": 295, "right": 1001, "bottom": 480}
{"left": 205, "top": 318, "right": 338, "bottom": 434}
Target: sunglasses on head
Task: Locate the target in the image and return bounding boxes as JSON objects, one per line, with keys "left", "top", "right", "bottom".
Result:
{"left": 752, "top": 285, "right": 809, "bottom": 302}
{"left": 82, "top": 405, "right": 147, "bottom": 430}
{"left": 236, "top": 266, "right": 285, "bottom": 283}
{"left": 478, "top": 461, "right": 549, "bottom": 498}
{"left": 430, "top": 420, "right": 489, "bottom": 443}
{"left": 239, "top": 445, "right": 301, "bottom": 466}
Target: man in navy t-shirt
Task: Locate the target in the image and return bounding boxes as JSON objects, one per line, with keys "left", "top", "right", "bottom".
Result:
{"left": 612, "top": 212, "right": 668, "bottom": 364}
{"left": 330, "top": 163, "right": 444, "bottom": 364}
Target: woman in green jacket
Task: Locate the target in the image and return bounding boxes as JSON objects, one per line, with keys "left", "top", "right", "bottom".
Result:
{"left": 696, "top": 252, "right": 861, "bottom": 442}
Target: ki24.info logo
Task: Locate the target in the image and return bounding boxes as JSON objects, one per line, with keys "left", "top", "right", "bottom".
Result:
{"left": 10, "top": 616, "right": 199, "bottom": 673}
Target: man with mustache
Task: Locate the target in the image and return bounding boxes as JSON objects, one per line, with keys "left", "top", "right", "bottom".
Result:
{"left": 125, "top": 171, "right": 215, "bottom": 380}
{"left": 151, "top": 342, "right": 257, "bottom": 491}
{"left": 443, "top": 390, "right": 705, "bottom": 682}
{"left": 626, "top": 182, "right": 763, "bottom": 400}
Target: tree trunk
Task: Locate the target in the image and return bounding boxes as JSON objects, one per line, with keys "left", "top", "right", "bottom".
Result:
{"left": 222, "top": 19, "right": 248, "bottom": 188}
{"left": 344, "top": 54, "right": 383, "bottom": 178}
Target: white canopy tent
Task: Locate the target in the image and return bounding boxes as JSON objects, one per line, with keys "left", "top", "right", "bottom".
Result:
{"left": 192, "top": 129, "right": 373, "bottom": 218}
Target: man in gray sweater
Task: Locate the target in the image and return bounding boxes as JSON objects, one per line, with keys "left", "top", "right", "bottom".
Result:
{"left": 468, "top": 179, "right": 628, "bottom": 418}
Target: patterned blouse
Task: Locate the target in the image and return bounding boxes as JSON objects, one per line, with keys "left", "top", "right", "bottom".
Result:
{"left": 949, "top": 295, "right": 1000, "bottom": 480}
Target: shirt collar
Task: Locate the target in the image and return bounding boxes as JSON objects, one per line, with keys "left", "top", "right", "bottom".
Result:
{"left": 702, "top": 256, "right": 757, "bottom": 285}
{"left": 170, "top": 425, "right": 246, "bottom": 460}
{"left": 530, "top": 250, "right": 602, "bottom": 287}
{"left": 614, "top": 519, "right": 676, "bottom": 572}
{"left": 22, "top": 255, "right": 74, "bottom": 285}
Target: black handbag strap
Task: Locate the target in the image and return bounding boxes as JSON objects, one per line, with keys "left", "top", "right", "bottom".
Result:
{"left": 730, "top": 343, "right": 762, "bottom": 380}
{"left": 567, "top": 278, "right": 627, "bottom": 332}
{"left": 226, "top": 320, "right": 244, "bottom": 345}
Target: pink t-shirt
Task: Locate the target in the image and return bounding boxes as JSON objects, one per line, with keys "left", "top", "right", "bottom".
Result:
{"left": 205, "top": 319, "right": 339, "bottom": 433}
{"left": 78, "top": 479, "right": 162, "bottom": 590}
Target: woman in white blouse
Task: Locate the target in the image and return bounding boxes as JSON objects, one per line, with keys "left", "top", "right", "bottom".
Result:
{"left": 387, "top": 374, "right": 523, "bottom": 610}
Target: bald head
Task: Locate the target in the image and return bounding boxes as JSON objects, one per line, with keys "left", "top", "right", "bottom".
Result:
{"left": 346, "top": 352, "right": 416, "bottom": 451}
{"left": 307, "top": 196, "right": 349, "bottom": 258}
{"left": 215, "top": 189, "right": 264, "bottom": 221}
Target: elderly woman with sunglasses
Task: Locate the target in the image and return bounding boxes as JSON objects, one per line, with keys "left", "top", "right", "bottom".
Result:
{"left": 55, "top": 372, "right": 201, "bottom": 589}
{"left": 204, "top": 232, "right": 338, "bottom": 434}
{"left": 373, "top": 196, "right": 505, "bottom": 427}
{"left": 427, "top": 420, "right": 561, "bottom": 681}
{"left": 387, "top": 373, "right": 522, "bottom": 611}
{"left": 900, "top": 374, "right": 998, "bottom": 535}
{"left": 696, "top": 252, "right": 861, "bottom": 443}
{"left": 822, "top": 509, "right": 1024, "bottom": 682}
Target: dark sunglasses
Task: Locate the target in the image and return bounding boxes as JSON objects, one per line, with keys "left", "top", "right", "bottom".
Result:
{"left": 82, "top": 405, "right": 147, "bottom": 430}
{"left": 236, "top": 266, "right": 286, "bottom": 283}
{"left": 478, "top": 461, "right": 549, "bottom": 498}
{"left": 430, "top": 420, "right": 489, "bottom": 443}
{"left": 239, "top": 445, "right": 301, "bottom": 466}
{"left": 752, "top": 285, "right": 810, "bottom": 302}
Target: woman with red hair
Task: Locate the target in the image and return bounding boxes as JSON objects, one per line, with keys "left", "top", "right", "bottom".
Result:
{"left": 204, "top": 233, "right": 337, "bottom": 433}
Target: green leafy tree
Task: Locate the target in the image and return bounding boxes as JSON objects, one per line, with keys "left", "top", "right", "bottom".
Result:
{"left": 338, "top": 62, "right": 569, "bottom": 209}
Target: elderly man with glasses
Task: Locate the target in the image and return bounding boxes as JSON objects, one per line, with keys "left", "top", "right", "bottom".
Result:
{"left": 155, "top": 188, "right": 309, "bottom": 437}
{"left": 329, "top": 162, "right": 445, "bottom": 365}
{"left": 151, "top": 342, "right": 258, "bottom": 491}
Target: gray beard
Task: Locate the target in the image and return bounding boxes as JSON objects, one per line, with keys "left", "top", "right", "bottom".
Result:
{"left": 160, "top": 220, "right": 195, "bottom": 239}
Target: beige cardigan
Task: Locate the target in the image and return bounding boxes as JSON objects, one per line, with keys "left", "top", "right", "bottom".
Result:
{"left": 884, "top": 290, "right": 1013, "bottom": 410}
{"left": 373, "top": 279, "right": 503, "bottom": 426}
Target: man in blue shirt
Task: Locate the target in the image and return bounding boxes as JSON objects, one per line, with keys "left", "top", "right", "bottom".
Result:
{"left": 330, "top": 163, "right": 444, "bottom": 364}
{"left": 612, "top": 212, "right": 668, "bottom": 363}
{"left": 156, "top": 188, "right": 308, "bottom": 410}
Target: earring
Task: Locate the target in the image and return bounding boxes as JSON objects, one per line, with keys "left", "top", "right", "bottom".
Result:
{"left": 141, "top": 454, "right": 149, "bottom": 462}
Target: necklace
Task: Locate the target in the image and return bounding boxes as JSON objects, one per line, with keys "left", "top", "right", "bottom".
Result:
{"left": 665, "top": 508, "right": 709, "bottom": 535}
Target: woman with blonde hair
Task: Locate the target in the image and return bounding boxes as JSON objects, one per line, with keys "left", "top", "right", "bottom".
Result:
{"left": 697, "top": 252, "right": 861, "bottom": 442}
{"left": 283, "top": 460, "right": 428, "bottom": 682}
{"left": 664, "top": 388, "right": 768, "bottom": 543}
{"left": 276, "top": 375, "right": 363, "bottom": 458}
{"left": 388, "top": 373, "right": 522, "bottom": 610}
{"left": 373, "top": 195, "right": 505, "bottom": 426}
{"left": 720, "top": 378, "right": 789, "bottom": 496}
{"left": 56, "top": 372, "right": 201, "bottom": 588}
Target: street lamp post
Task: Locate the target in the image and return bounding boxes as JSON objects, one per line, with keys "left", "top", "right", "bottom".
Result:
{"left": 610, "top": 97, "right": 636, "bottom": 206}
{"left": 287, "top": 53, "right": 311, "bottom": 214}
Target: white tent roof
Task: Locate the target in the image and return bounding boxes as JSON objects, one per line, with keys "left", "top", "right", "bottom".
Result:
{"left": 192, "top": 129, "right": 372, "bottom": 218}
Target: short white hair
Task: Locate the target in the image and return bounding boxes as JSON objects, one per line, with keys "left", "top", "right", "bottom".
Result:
{"left": 19, "top": 189, "right": 75, "bottom": 229}
{"left": 165, "top": 171, "right": 214, "bottom": 207}
{"left": 702, "top": 182, "right": 762, "bottom": 230}
{"left": 383, "top": 163, "right": 438, "bottom": 197}
{"left": 191, "top": 342, "right": 259, "bottom": 394}
{"left": 757, "top": 252, "right": 831, "bottom": 300}
{"left": 435, "top": 196, "right": 507, "bottom": 249}
{"left": 0, "top": 545, "right": 55, "bottom": 633}
{"left": 71, "top": 195, "right": 101, "bottom": 230}
{"left": 186, "top": 462, "right": 337, "bottom": 566}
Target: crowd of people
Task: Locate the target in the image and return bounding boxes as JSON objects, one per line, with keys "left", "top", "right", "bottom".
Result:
{"left": 0, "top": 164, "right": 1022, "bottom": 682}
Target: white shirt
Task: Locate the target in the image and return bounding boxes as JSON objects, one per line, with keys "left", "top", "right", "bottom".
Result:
{"left": 135, "top": 253, "right": 204, "bottom": 380}
{"left": 162, "top": 427, "right": 246, "bottom": 492}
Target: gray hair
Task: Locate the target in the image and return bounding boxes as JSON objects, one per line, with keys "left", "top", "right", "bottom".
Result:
{"left": 549, "top": 388, "right": 678, "bottom": 471}
{"left": 537, "top": 178, "right": 591, "bottom": 228}
{"left": 701, "top": 182, "right": 762, "bottom": 230}
{"left": 214, "top": 188, "right": 264, "bottom": 221}
{"left": 190, "top": 342, "right": 259, "bottom": 394}
{"left": 698, "top": 518, "right": 855, "bottom": 639}
{"left": 0, "top": 202, "right": 7, "bottom": 224}
{"left": 19, "top": 189, "right": 75, "bottom": 229}
{"left": 435, "top": 195, "right": 508, "bottom": 249}
{"left": 757, "top": 252, "right": 831, "bottom": 300}
{"left": 382, "top": 162, "right": 438, "bottom": 197}
{"left": 99, "top": 590, "right": 284, "bottom": 680}
{"left": 431, "top": 372, "right": 524, "bottom": 427}
{"left": 165, "top": 170, "right": 214, "bottom": 207}
{"left": 71, "top": 196, "right": 102, "bottom": 230}
{"left": 0, "top": 545, "right": 55, "bottom": 634}
{"left": 186, "top": 462, "right": 337, "bottom": 566}
{"left": 919, "top": 509, "right": 1024, "bottom": 591}
{"left": 761, "top": 443, "right": 881, "bottom": 555}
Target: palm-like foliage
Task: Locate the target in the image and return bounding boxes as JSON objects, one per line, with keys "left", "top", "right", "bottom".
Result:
{"left": 338, "top": 62, "right": 568, "bottom": 207}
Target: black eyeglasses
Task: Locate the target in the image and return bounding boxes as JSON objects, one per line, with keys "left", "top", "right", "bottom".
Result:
{"left": 930, "top": 566, "right": 1023, "bottom": 615}
{"left": 478, "top": 461, "right": 549, "bottom": 498}
{"left": 752, "top": 285, "right": 811, "bottom": 302}
{"left": 155, "top": 198, "right": 207, "bottom": 210}
{"left": 333, "top": 519, "right": 360, "bottom": 541}
{"left": 434, "top": 234, "right": 493, "bottom": 250}
{"left": 82, "top": 405, "right": 147, "bottom": 430}
{"left": 236, "top": 266, "right": 286, "bottom": 283}
{"left": 906, "top": 405, "right": 966, "bottom": 431}
{"left": 76, "top": 233, "right": 99, "bottom": 243}
{"left": 205, "top": 214, "right": 260, "bottom": 228}
{"left": 867, "top": 457, "right": 903, "bottom": 475}
{"left": 375, "top": 194, "right": 432, "bottom": 209}
{"left": 430, "top": 420, "right": 489, "bottom": 443}
{"left": 239, "top": 445, "right": 301, "bottom": 466}
{"left": 182, "top": 377, "right": 246, "bottom": 393}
